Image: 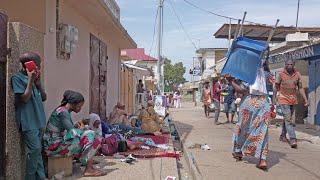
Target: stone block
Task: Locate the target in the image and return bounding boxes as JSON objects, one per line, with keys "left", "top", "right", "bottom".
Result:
{"left": 6, "top": 22, "right": 44, "bottom": 180}
{"left": 47, "top": 156, "right": 73, "bottom": 178}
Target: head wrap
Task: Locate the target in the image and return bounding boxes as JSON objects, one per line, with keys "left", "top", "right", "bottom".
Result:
{"left": 88, "top": 113, "right": 102, "bottom": 136}
{"left": 116, "top": 102, "right": 125, "bottom": 109}
{"left": 61, "top": 90, "right": 84, "bottom": 105}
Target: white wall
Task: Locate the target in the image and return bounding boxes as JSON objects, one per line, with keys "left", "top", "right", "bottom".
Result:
{"left": 204, "top": 51, "right": 215, "bottom": 69}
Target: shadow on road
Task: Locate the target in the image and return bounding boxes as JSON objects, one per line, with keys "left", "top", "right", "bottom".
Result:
{"left": 243, "top": 150, "right": 286, "bottom": 170}
{"left": 173, "top": 120, "right": 194, "bottom": 144}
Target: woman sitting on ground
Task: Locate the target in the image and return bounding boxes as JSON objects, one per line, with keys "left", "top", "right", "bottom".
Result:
{"left": 43, "top": 90, "right": 105, "bottom": 177}
{"left": 108, "top": 102, "right": 130, "bottom": 126}
{"left": 88, "top": 113, "right": 103, "bottom": 137}
{"left": 139, "top": 100, "right": 163, "bottom": 135}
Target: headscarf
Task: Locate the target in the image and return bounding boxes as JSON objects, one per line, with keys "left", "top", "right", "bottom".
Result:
{"left": 88, "top": 113, "right": 102, "bottom": 136}
{"left": 61, "top": 90, "right": 84, "bottom": 106}
{"left": 116, "top": 102, "right": 125, "bottom": 110}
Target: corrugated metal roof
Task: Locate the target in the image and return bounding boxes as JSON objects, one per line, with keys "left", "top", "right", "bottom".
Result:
{"left": 214, "top": 24, "right": 320, "bottom": 42}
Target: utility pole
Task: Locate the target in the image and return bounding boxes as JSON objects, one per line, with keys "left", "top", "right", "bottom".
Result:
{"left": 296, "top": 0, "right": 300, "bottom": 29}
{"left": 157, "top": 0, "right": 164, "bottom": 94}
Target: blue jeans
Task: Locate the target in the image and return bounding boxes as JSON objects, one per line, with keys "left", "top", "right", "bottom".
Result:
{"left": 224, "top": 101, "right": 236, "bottom": 114}
{"left": 280, "top": 105, "right": 297, "bottom": 140}
{"left": 22, "top": 129, "right": 46, "bottom": 180}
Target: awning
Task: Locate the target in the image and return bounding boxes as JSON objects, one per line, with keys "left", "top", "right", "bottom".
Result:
{"left": 123, "top": 63, "right": 151, "bottom": 76}
{"left": 123, "top": 63, "right": 149, "bottom": 71}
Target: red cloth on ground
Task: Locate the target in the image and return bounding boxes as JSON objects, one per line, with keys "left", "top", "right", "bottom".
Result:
{"left": 120, "top": 148, "right": 180, "bottom": 159}
{"left": 136, "top": 134, "right": 170, "bottom": 144}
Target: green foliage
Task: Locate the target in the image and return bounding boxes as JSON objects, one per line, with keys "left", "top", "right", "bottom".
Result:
{"left": 163, "top": 57, "right": 186, "bottom": 92}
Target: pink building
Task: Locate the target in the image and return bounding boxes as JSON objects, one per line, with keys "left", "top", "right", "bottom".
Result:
{"left": 1, "top": 0, "right": 136, "bottom": 119}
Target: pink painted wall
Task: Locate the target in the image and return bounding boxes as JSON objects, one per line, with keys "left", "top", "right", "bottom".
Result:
{"left": 44, "top": 0, "right": 125, "bottom": 120}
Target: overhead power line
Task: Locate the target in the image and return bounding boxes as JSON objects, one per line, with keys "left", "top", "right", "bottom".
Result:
{"left": 167, "top": 0, "right": 198, "bottom": 50}
{"left": 182, "top": 0, "right": 261, "bottom": 25}
{"left": 149, "top": 6, "right": 160, "bottom": 56}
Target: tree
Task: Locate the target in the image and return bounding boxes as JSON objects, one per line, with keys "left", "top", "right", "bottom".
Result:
{"left": 163, "top": 57, "right": 186, "bottom": 92}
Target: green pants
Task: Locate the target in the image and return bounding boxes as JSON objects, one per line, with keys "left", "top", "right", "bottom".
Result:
{"left": 22, "top": 129, "right": 46, "bottom": 180}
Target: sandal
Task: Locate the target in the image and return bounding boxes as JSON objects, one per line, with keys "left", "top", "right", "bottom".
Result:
{"left": 232, "top": 152, "right": 243, "bottom": 161}
{"left": 83, "top": 170, "right": 107, "bottom": 177}
{"left": 256, "top": 160, "right": 268, "bottom": 171}
{"left": 290, "top": 139, "right": 298, "bottom": 149}
{"left": 279, "top": 135, "right": 289, "bottom": 143}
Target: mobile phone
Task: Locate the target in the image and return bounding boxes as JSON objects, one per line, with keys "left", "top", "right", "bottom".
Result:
{"left": 24, "top": 61, "right": 37, "bottom": 72}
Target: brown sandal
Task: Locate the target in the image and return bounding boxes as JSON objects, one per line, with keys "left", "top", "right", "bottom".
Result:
{"left": 232, "top": 152, "right": 243, "bottom": 161}
{"left": 256, "top": 160, "right": 268, "bottom": 171}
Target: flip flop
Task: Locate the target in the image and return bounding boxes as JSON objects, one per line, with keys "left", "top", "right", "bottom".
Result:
{"left": 83, "top": 170, "right": 107, "bottom": 177}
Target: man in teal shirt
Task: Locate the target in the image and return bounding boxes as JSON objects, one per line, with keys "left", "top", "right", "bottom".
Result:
{"left": 11, "top": 52, "right": 47, "bottom": 180}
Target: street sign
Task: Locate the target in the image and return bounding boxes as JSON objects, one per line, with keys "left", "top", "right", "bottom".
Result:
{"left": 193, "top": 66, "right": 201, "bottom": 76}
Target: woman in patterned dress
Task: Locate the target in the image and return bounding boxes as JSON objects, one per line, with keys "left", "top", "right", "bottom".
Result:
{"left": 43, "top": 90, "right": 105, "bottom": 177}
{"left": 229, "top": 62, "right": 273, "bottom": 171}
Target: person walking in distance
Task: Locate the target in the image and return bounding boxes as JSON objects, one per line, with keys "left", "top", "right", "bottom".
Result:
{"left": 224, "top": 79, "right": 236, "bottom": 123}
{"left": 202, "top": 81, "right": 212, "bottom": 118}
{"left": 274, "top": 59, "right": 308, "bottom": 149}
{"left": 212, "top": 78, "right": 223, "bottom": 124}
{"left": 175, "top": 91, "right": 182, "bottom": 108}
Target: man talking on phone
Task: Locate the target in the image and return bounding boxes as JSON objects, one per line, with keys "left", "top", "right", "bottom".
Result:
{"left": 11, "top": 52, "right": 47, "bottom": 180}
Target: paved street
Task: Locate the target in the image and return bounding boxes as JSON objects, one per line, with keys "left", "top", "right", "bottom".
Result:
{"left": 171, "top": 102, "right": 320, "bottom": 180}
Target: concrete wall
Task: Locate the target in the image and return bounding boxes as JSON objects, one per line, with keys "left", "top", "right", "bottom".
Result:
{"left": 204, "top": 51, "right": 215, "bottom": 69}
{"left": 44, "top": 0, "right": 121, "bottom": 119}
{"left": 6, "top": 22, "right": 44, "bottom": 180}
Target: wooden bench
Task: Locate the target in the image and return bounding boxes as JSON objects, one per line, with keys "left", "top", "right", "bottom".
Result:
{"left": 45, "top": 156, "right": 73, "bottom": 178}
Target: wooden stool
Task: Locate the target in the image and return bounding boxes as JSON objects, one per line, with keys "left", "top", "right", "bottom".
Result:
{"left": 46, "top": 156, "right": 73, "bottom": 178}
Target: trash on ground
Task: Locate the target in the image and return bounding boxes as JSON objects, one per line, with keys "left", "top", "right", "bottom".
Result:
{"left": 201, "top": 144, "right": 211, "bottom": 150}
{"left": 165, "top": 176, "right": 177, "bottom": 180}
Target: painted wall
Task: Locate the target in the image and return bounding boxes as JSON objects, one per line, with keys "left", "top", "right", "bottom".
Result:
{"left": 204, "top": 51, "right": 215, "bottom": 69}
{"left": 0, "top": 0, "right": 46, "bottom": 33}
{"left": 44, "top": 0, "right": 122, "bottom": 120}
{"left": 2, "top": 0, "right": 133, "bottom": 120}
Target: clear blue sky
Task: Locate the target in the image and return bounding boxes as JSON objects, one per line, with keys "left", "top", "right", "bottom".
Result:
{"left": 116, "top": 0, "right": 320, "bottom": 80}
